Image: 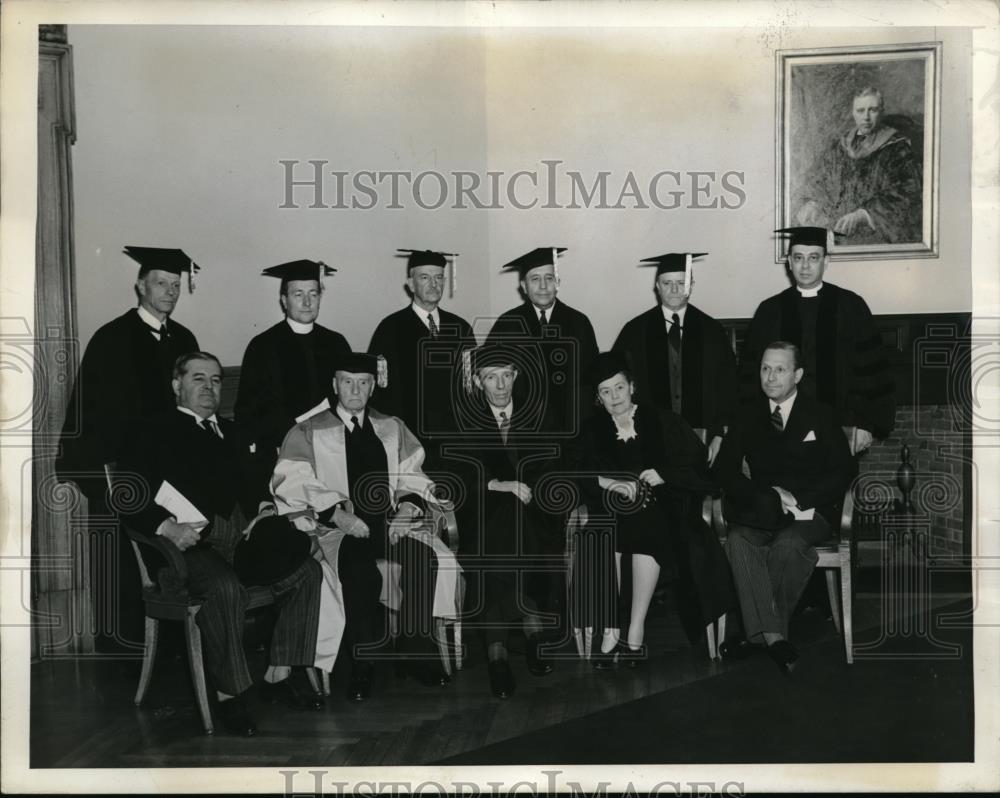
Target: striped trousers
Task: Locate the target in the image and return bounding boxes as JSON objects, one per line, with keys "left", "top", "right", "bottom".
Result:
{"left": 185, "top": 545, "right": 322, "bottom": 696}
{"left": 725, "top": 517, "right": 831, "bottom": 642}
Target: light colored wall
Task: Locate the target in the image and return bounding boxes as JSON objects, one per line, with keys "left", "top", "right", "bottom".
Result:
{"left": 70, "top": 24, "right": 972, "bottom": 365}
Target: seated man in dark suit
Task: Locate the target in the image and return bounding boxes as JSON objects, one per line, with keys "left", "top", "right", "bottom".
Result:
{"left": 456, "top": 342, "right": 562, "bottom": 698}
{"left": 119, "top": 352, "right": 324, "bottom": 735}
{"left": 712, "top": 341, "right": 852, "bottom": 673}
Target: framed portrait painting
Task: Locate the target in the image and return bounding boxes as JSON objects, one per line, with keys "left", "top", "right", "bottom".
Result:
{"left": 776, "top": 42, "right": 941, "bottom": 261}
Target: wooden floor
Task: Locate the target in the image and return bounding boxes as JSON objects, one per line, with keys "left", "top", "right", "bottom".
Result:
{"left": 29, "top": 585, "right": 934, "bottom": 768}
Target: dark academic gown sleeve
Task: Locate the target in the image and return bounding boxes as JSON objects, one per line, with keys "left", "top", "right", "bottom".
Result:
{"left": 57, "top": 310, "right": 198, "bottom": 499}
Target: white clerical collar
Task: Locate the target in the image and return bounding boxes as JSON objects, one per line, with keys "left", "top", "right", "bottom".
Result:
{"left": 176, "top": 405, "right": 222, "bottom": 430}
{"left": 410, "top": 302, "right": 440, "bottom": 328}
{"left": 137, "top": 305, "right": 166, "bottom": 332}
{"left": 490, "top": 402, "right": 513, "bottom": 422}
{"left": 659, "top": 305, "right": 688, "bottom": 325}
{"left": 769, "top": 390, "right": 798, "bottom": 422}
{"left": 796, "top": 282, "right": 824, "bottom": 298}
{"left": 286, "top": 317, "right": 315, "bottom": 334}
{"left": 336, "top": 404, "right": 366, "bottom": 429}
{"left": 532, "top": 301, "right": 556, "bottom": 321}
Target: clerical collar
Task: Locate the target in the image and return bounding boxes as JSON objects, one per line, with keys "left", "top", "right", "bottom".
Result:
{"left": 137, "top": 305, "right": 166, "bottom": 332}
{"left": 659, "top": 305, "right": 688, "bottom": 325}
{"left": 796, "top": 283, "right": 824, "bottom": 298}
{"left": 532, "top": 300, "right": 557, "bottom": 321}
{"left": 769, "top": 390, "right": 798, "bottom": 420}
{"left": 286, "top": 317, "right": 314, "bottom": 334}
{"left": 336, "top": 404, "right": 365, "bottom": 429}
{"left": 410, "top": 302, "right": 440, "bottom": 328}
{"left": 489, "top": 402, "right": 513, "bottom": 422}
{"left": 176, "top": 405, "right": 221, "bottom": 429}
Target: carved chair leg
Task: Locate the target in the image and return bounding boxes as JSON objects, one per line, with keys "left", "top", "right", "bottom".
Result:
{"left": 134, "top": 615, "right": 159, "bottom": 705}
{"left": 706, "top": 621, "right": 717, "bottom": 660}
{"left": 305, "top": 668, "right": 321, "bottom": 694}
{"left": 434, "top": 618, "right": 451, "bottom": 677}
{"left": 825, "top": 569, "right": 843, "bottom": 636}
{"left": 321, "top": 670, "right": 331, "bottom": 695}
{"left": 841, "top": 549, "right": 854, "bottom": 664}
{"left": 184, "top": 607, "right": 213, "bottom": 735}
{"left": 453, "top": 622, "right": 463, "bottom": 671}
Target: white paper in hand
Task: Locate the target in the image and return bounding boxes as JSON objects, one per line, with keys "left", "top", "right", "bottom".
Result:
{"left": 154, "top": 480, "right": 209, "bottom": 531}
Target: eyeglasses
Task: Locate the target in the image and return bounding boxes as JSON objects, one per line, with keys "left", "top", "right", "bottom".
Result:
{"left": 790, "top": 253, "right": 824, "bottom": 266}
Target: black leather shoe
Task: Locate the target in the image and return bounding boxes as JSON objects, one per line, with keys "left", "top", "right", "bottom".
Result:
{"left": 259, "top": 674, "right": 324, "bottom": 710}
{"left": 719, "top": 638, "right": 756, "bottom": 661}
{"left": 526, "top": 636, "right": 554, "bottom": 676}
{"left": 488, "top": 659, "right": 515, "bottom": 699}
{"left": 766, "top": 640, "right": 799, "bottom": 675}
{"left": 591, "top": 647, "right": 616, "bottom": 670}
{"left": 347, "top": 663, "right": 373, "bottom": 702}
{"left": 216, "top": 694, "right": 257, "bottom": 736}
{"left": 398, "top": 660, "right": 450, "bottom": 687}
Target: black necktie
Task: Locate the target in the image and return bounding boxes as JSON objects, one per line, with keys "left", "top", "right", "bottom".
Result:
{"left": 497, "top": 411, "right": 510, "bottom": 445}
{"left": 667, "top": 313, "right": 681, "bottom": 352}
{"left": 539, "top": 310, "right": 548, "bottom": 327}
{"left": 427, "top": 314, "right": 438, "bottom": 338}
{"left": 200, "top": 418, "right": 219, "bottom": 438}
{"left": 350, "top": 415, "right": 360, "bottom": 432}
{"left": 771, "top": 404, "right": 784, "bottom": 432}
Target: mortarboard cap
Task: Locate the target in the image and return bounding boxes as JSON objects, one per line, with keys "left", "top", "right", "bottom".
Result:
{"left": 639, "top": 252, "right": 706, "bottom": 296}
{"left": 261, "top": 259, "right": 337, "bottom": 283}
{"left": 590, "top": 350, "right": 632, "bottom": 386}
{"left": 396, "top": 249, "right": 460, "bottom": 297}
{"left": 333, "top": 351, "right": 379, "bottom": 376}
{"left": 500, "top": 247, "right": 567, "bottom": 279}
{"left": 124, "top": 246, "right": 201, "bottom": 293}
{"left": 774, "top": 227, "right": 831, "bottom": 250}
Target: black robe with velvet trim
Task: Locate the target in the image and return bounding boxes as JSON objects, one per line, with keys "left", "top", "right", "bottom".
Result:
{"left": 234, "top": 320, "right": 351, "bottom": 479}
{"left": 738, "top": 283, "right": 895, "bottom": 439}
{"left": 612, "top": 304, "right": 738, "bottom": 440}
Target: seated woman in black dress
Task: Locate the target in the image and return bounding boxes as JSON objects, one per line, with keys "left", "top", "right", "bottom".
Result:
{"left": 573, "top": 351, "right": 735, "bottom": 665}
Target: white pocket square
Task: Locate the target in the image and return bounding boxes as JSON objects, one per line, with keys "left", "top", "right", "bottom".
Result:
{"left": 803, "top": 430, "right": 817, "bottom": 442}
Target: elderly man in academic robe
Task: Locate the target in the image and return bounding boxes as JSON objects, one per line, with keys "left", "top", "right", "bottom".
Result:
{"left": 235, "top": 259, "right": 351, "bottom": 487}
{"left": 271, "top": 352, "right": 461, "bottom": 701}
{"left": 367, "top": 248, "right": 474, "bottom": 473}
{"left": 739, "top": 227, "right": 895, "bottom": 455}
{"left": 613, "top": 252, "right": 738, "bottom": 466}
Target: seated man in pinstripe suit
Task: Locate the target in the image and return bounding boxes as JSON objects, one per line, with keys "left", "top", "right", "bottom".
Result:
{"left": 712, "top": 342, "right": 852, "bottom": 674}
{"left": 119, "top": 352, "right": 324, "bottom": 736}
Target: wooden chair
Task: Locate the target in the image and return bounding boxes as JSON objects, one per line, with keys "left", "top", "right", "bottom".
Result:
{"left": 103, "top": 465, "right": 325, "bottom": 734}
{"left": 376, "top": 505, "right": 464, "bottom": 675}
{"left": 711, "top": 480, "right": 855, "bottom": 664}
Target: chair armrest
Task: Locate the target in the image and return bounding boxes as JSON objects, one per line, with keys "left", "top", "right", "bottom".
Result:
{"left": 120, "top": 522, "right": 190, "bottom": 584}
{"left": 839, "top": 483, "right": 855, "bottom": 540}
{"left": 432, "top": 506, "right": 460, "bottom": 554}
{"left": 711, "top": 497, "right": 727, "bottom": 541}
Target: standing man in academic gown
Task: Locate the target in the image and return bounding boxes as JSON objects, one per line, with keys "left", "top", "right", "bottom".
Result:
{"left": 739, "top": 227, "right": 895, "bottom": 454}
{"left": 56, "top": 245, "right": 202, "bottom": 652}
{"left": 367, "top": 249, "right": 474, "bottom": 472}
{"left": 235, "top": 259, "right": 352, "bottom": 485}
{"left": 612, "top": 252, "right": 738, "bottom": 465}
{"left": 486, "top": 247, "right": 599, "bottom": 440}
{"left": 485, "top": 247, "right": 600, "bottom": 636}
